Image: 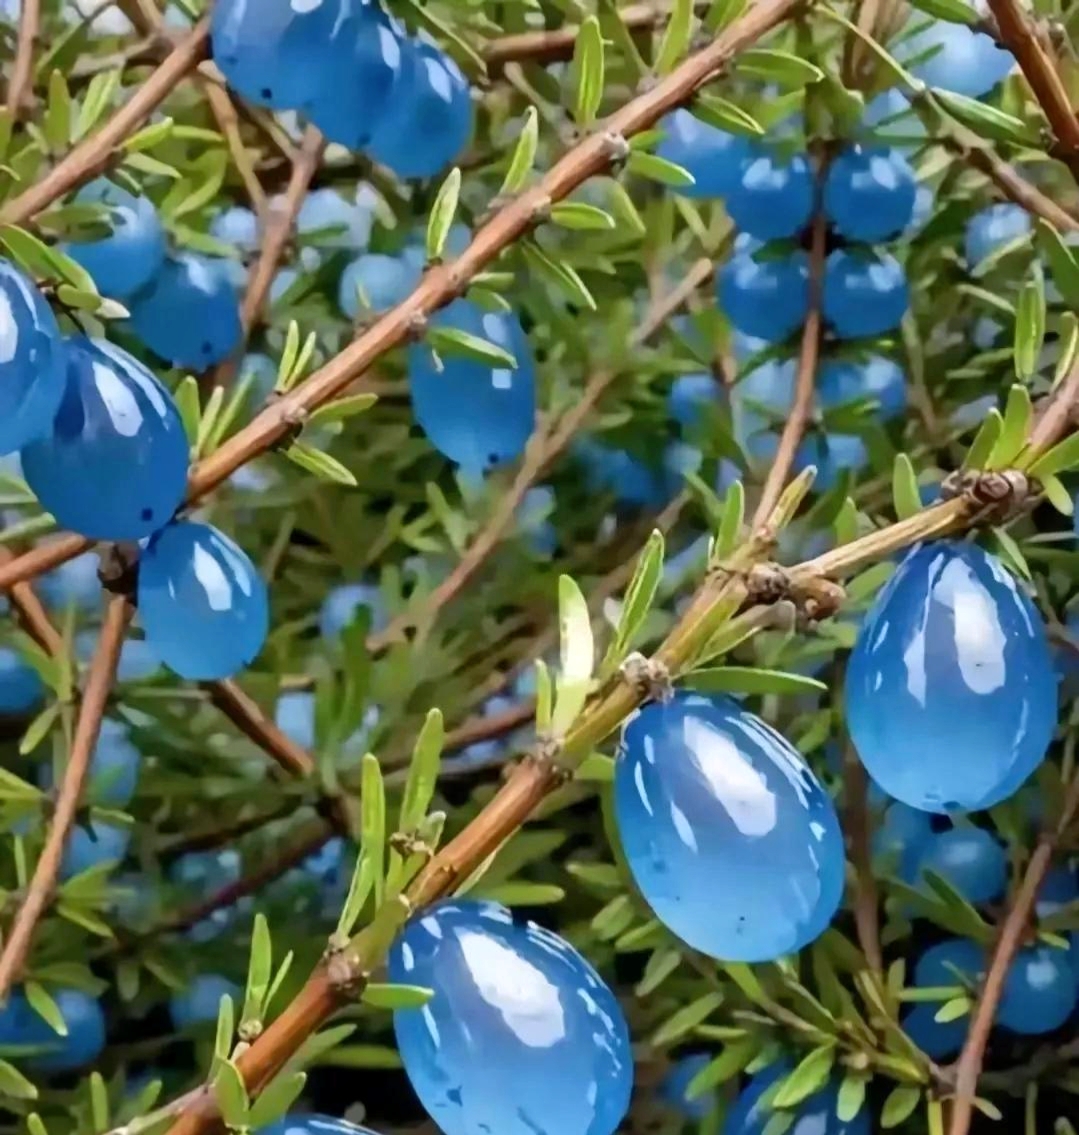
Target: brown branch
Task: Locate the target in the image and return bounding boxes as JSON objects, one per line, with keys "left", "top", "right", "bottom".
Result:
{"left": 0, "top": 594, "right": 133, "bottom": 998}
{"left": 750, "top": 212, "right": 827, "bottom": 529}
{"left": 0, "top": 547, "right": 63, "bottom": 655}
{"left": 0, "top": 18, "right": 210, "bottom": 227}
{"left": 843, "top": 748, "right": 883, "bottom": 974}
{"left": 6, "top": 0, "right": 41, "bottom": 121}
{"left": 201, "top": 82, "right": 268, "bottom": 218}
{"left": 984, "top": 0, "right": 1079, "bottom": 181}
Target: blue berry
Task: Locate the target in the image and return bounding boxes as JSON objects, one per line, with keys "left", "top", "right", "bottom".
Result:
{"left": 74, "top": 631, "right": 161, "bottom": 684}
{"left": 0, "top": 645, "right": 45, "bottom": 714}
{"left": 726, "top": 148, "right": 814, "bottom": 240}
{"left": 297, "top": 188, "right": 375, "bottom": 249}
{"left": 999, "top": 944, "right": 1079, "bottom": 1034}
{"left": 171, "top": 849, "right": 241, "bottom": 941}
{"left": 368, "top": 38, "right": 472, "bottom": 178}
{"left": 210, "top": 205, "right": 258, "bottom": 253}
{"left": 0, "top": 259, "right": 66, "bottom": 455}
{"left": 655, "top": 110, "right": 751, "bottom": 198}
{"left": 257, "top": 1117, "right": 379, "bottom": 1135}
{"left": 718, "top": 248, "right": 809, "bottom": 342}
{"left": 822, "top": 250, "right": 909, "bottom": 339}
{"left": 21, "top": 337, "right": 188, "bottom": 540}
{"left": 170, "top": 974, "right": 241, "bottom": 1029}
{"left": 919, "top": 826, "right": 1007, "bottom": 904}
{"left": 517, "top": 485, "right": 557, "bottom": 556}
{"left": 128, "top": 253, "right": 242, "bottom": 368}
{"left": 964, "top": 203, "right": 1032, "bottom": 270}
{"left": 668, "top": 372, "right": 719, "bottom": 429}
{"left": 408, "top": 300, "right": 535, "bottom": 474}
{"left": 660, "top": 1053, "right": 717, "bottom": 1119}
{"left": 139, "top": 521, "right": 268, "bottom": 680}
{"left": 274, "top": 690, "right": 377, "bottom": 756}
{"left": 860, "top": 87, "right": 926, "bottom": 149}
{"left": 615, "top": 691, "right": 844, "bottom": 961}
{"left": 723, "top": 1062, "right": 869, "bottom": 1135}
{"left": 238, "top": 352, "right": 278, "bottom": 401}
{"left": 873, "top": 801, "right": 934, "bottom": 882}
{"left": 60, "top": 820, "right": 131, "bottom": 881}
{"left": 38, "top": 551, "right": 102, "bottom": 611}
{"left": 62, "top": 179, "right": 166, "bottom": 299}
{"left": 320, "top": 582, "right": 387, "bottom": 641}
{"left": 1036, "top": 866, "right": 1079, "bottom": 916}
{"left": 575, "top": 440, "right": 667, "bottom": 508}
{"left": 389, "top": 899, "right": 632, "bottom": 1135}
{"left": 818, "top": 355, "right": 906, "bottom": 422}
{"left": 847, "top": 541, "right": 1056, "bottom": 812}
{"left": 338, "top": 253, "right": 422, "bottom": 321}
{"left": 902, "top": 938, "right": 984, "bottom": 1059}
{"left": 39, "top": 718, "right": 140, "bottom": 807}
{"left": 0, "top": 987, "right": 106, "bottom": 1071}
{"left": 823, "top": 147, "right": 917, "bottom": 241}
{"left": 795, "top": 433, "right": 868, "bottom": 493}
{"left": 898, "top": 18, "right": 1014, "bottom": 98}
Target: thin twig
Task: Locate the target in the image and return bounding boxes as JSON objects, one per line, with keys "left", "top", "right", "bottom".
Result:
{"left": 0, "top": 547, "right": 63, "bottom": 655}
{"left": 6, "top": 0, "right": 41, "bottom": 120}
{"left": 0, "top": 594, "right": 133, "bottom": 999}
{"left": 844, "top": 748, "right": 883, "bottom": 974}
{"left": 201, "top": 82, "right": 268, "bottom": 217}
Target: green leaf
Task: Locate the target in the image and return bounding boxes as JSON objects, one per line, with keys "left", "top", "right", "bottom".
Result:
{"left": 635, "top": 947, "right": 682, "bottom": 996}
{"left": 655, "top": 0, "right": 695, "bottom": 74}
{"left": 399, "top": 708, "right": 443, "bottom": 833}
{"left": 685, "top": 1038, "right": 759, "bottom": 1095}
{"left": 551, "top": 575, "right": 594, "bottom": 736}
{"left": 361, "top": 753, "right": 386, "bottom": 905}
{"left": 213, "top": 994, "right": 234, "bottom": 1063}
{"left": 76, "top": 69, "right": 121, "bottom": 139}
{"left": 363, "top": 983, "right": 434, "bottom": 1009}
{"left": 891, "top": 453, "right": 921, "bottom": 520}
{"left": 772, "top": 1045, "right": 836, "bottom": 1108}
{"left": 737, "top": 49, "right": 824, "bottom": 87}
{"left": 501, "top": 107, "right": 538, "bottom": 195}
{"left": 0, "top": 1059, "right": 38, "bottom": 1100}
{"left": 715, "top": 480, "right": 745, "bottom": 558}
{"left": 651, "top": 991, "right": 724, "bottom": 1047}
{"left": 247, "top": 1072, "right": 307, "bottom": 1130}
{"left": 934, "top": 89, "right": 1035, "bottom": 144}
{"left": 426, "top": 167, "right": 462, "bottom": 262}
{"left": 627, "top": 150, "right": 697, "bottom": 187}
{"left": 427, "top": 325, "right": 517, "bottom": 369}
{"left": 243, "top": 913, "right": 273, "bottom": 1025}
{"left": 27, "top": 1115, "right": 48, "bottom": 1135}
{"left": 212, "top": 1060, "right": 249, "bottom": 1130}
{"left": 1054, "top": 312, "right": 1079, "bottom": 390}
{"left": 1013, "top": 269, "right": 1046, "bottom": 382}
{"left": 20, "top": 702, "right": 62, "bottom": 755}
{"left": 836, "top": 1075, "right": 867, "bottom": 1122}
{"left": 987, "top": 384, "right": 1032, "bottom": 468}
{"left": 909, "top": 0, "right": 978, "bottom": 22}
{"left": 963, "top": 407, "right": 1003, "bottom": 469}
{"left": 307, "top": 393, "right": 378, "bottom": 427}
{"left": 283, "top": 442, "right": 357, "bottom": 487}
{"left": 43, "top": 71, "right": 73, "bottom": 152}
{"left": 1040, "top": 472, "right": 1073, "bottom": 516}
{"left": 195, "top": 384, "right": 225, "bottom": 460}
{"left": 521, "top": 242, "right": 596, "bottom": 310}
{"left": 687, "top": 667, "right": 826, "bottom": 695}
{"left": 171, "top": 375, "right": 200, "bottom": 449}
{"left": 25, "top": 982, "right": 67, "bottom": 1036}
{"left": 692, "top": 92, "right": 766, "bottom": 137}
{"left": 336, "top": 847, "right": 374, "bottom": 941}
{"left": 600, "top": 529, "right": 664, "bottom": 678}
{"left": 606, "top": 180, "right": 646, "bottom": 236}
{"left": 572, "top": 16, "right": 604, "bottom": 125}
{"left": 534, "top": 659, "right": 553, "bottom": 733}
{"left": 89, "top": 1070, "right": 109, "bottom": 1132}
{"left": 1036, "top": 221, "right": 1079, "bottom": 307}
{"left": 480, "top": 881, "right": 566, "bottom": 906}
{"left": 881, "top": 1085, "right": 922, "bottom": 1128}
{"left": 1030, "top": 432, "right": 1079, "bottom": 477}
{"left": 988, "top": 526, "right": 1032, "bottom": 582}
{"left": 934, "top": 995, "right": 972, "bottom": 1023}
{"left": 122, "top": 118, "right": 174, "bottom": 153}
{"left": 549, "top": 202, "right": 616, "bottom": 231}
{"left": 705, "top": 0, "right": 748, "bottom": 31}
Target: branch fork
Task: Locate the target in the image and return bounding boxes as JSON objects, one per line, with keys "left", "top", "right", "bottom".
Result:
{"left": 940, "top": 468, "right": 1034, "bottom": 524}
{"left": 620, "top": 652, "right": 674, "bottom": 704}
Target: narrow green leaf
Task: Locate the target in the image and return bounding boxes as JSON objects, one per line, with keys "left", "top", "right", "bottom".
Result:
{"left": 836, "top": 1075, "right": 868, "bottom": 1122}
{"left": 1040, "top": 472, "right": 1073, "bottom": 515}
{"left": 89, "top": 1071, "right": 109, "bottom": 1131}
{"left": 501, "top": 107, "right": 538, "bottom": 195}
{"left": 195, "top": 384, "right": 225, "bottom": 460}
{"left": 988, "top": 527, "right": 1032, "bottom": 582}
{"left": 934, "top": 995, "right": 972, "bottom": 1023}
{"left": 601, "top": 529, "right": 664, "bottom": 677}
{"left": 27, "top": 1115, "right": 48, "bottom": 1135}
{"left": 772, "top": 1045, "right": 836, "bottom": 1108}
{"left": 1030, "top": 432, "right": 1079, "bottom": 478}
{"left": 1036, "top": 221, "right": 1079, "bottom": 307}
{"left": 551, "top": 575, "right": 594, "bottom": 736}
{"left": 521, "top": 241, "right": 596, "bottom": 310}
{"left": 427, "top": 325, "right": 517, "bottom": 369}
{"left": 0, "top": 1059, "right": 38, "bottom": 1100}
{"left": 363, "top": 983, "right": 434, "bottom": 1009}
{"left": 934, "top": 89, "right": 1035, "bottom": 144}
{"left": 687, "top": 667, "right": 827, "bottom": 695}
{"left": 243, "top": 913, "right": 273, "bottom": 1025}
{"left": 426, "top": 167, "right": 462, "bottom": 262}
{"left": 572, "top": 17, "right": 604, "bottom": 125}
{"left": 686, "top": 1038, "right": 758, "bottom": 1096}
{"left": 534, "top": 659, "right": 553, "bottom": 733}
{"left": 361, "top": 753, "right": 386, "bottom": 905}
{"left": 25, "top": 982, "right": 67, "bottom": 1036}
{"left": 705, "top": 0, "right": 749, "bottom": 32}
{"left": 336, "top": 849, "right": 374, "bottom": 941}
{"left": 19, "top": 702, "right": 61, "bottom": 755}
{"left": 881, "top": 1085, "right": 922, "bottom": 1128}
{"left": 692, "top": 92, "right": 766, "bottom": 137}
{"left": 737, "top": 49, "right": 824, "bottom": 87}
{"left": 606, "top": 180, "right": 646, "bottom": 237}
{"left": 212, "top": 1060, "right": 249, "bottom": 1129}
{"left": 715, "top": 480, "right": 745, "bottom": 558}
{"left": 283, "top": 443, "right": 357, "bottom": 487}
{"left": 480, "top": 881, "right": 566, "bottom": 906}
{"left": 1013, "top": 269, "right": 1046, "bottom": 382}
{"left": 213, "top": 994, "right": 234, "bottom": 1062}
{"left": 399, "top": 708, "right": 443, "bottom": 832}
{"left": 627, "top": 150, "right": 697, "bottom": 187}
{"left": 1054, "top": 312, "right": 1079, "bottom": 390}
{"left": 891, "top": 453, "right": 921, "bottom": 520}
{"left": 247, "top": 1072, "right": 307, "bottom": 1130}
{"left": 43, "top": 71, "right": 72, "bottom": 151}
{"left": 635, "top": 947, "right": 682, "bottom": 996}
{"left": 655, "top": 0, "right": 695, "bottom": 74}
{"left": 988, "top": 384, "right": 1032, "bottom": 468}
{"left": 963, "top": 407, "right": 1003, "bottom": 469}
{"left": 549, "top": 202, "right": 616, "bottom": 231}
{"left": 651, "top": 991, "right": 724, "bottom": 1047}
{"left": 909, "top": 0, "right": 978, "bottom": 22}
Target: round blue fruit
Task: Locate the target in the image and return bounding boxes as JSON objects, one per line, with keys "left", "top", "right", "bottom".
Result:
{"left": 726, "top": 148, "right": 815, "bottom": 240}
{"left": 723, "top": 1062, "right": 869, "bottom": 1135}
{"left": 62, "top": 179, "right": 166, "bottom": 299}
{"left": 655, "top": 109, "right": 751, "bottom": 199}
{"left": 368, "top": 37, "right": 472, "bottom": 178}
{"left": 660, "top": 1053, "right": 717, "bottom": 1119}
{"left": 0, "top": 258, "right": 66, "bottom": 455}
{"left": 873, "top": 801, "right": 934, "bottom": 883}
{"left": 794, "top": 433, "right": 868, "bottom": 493}
{"left": 575, "top": 439, "right": 668, "bottom": 508}
{"left": 319, "top": 582, "right": 387, "bottom": 641}
{"left": 210, "top": 205, "right": 258, "bottom": 254}
{"left": 0, "top": 987, "right": 106, "bottom": 1071}
{"left": 74, "top": 631, "right": 161, "bottom": 684}
{"left": 21, "top": 336, "right": 189, "bottom": 541}
{"left": 1036, "top": 865, "right": 1079, "bottom": 917}
{"left": 60, "top": 820, "right": 131, "bottom": 881}
{"left": 918, "top": 826, "right": 1007, "bottom": 905}
{"left": 718, "top": 249, "right": 809, "bottom": 342}
{"left": 823, "top": 147, "right": 917, "bottom": 242}
{"left": 846, "top": 541, "right": 1056, "bottom": 812}
{"left": 408, "top": 300, "right": 535, "bottom": 474}
{"left": 898, "top": 17, "right": 1014, "bottom": 99}
{"left": 668, "top": 372, "right": 719, "bottom": 430}
{"left": 822, "top": 250, "right": 909, "bottom": 339}
{"left": 297, "top": 188, "right": 375, "bottom": 250}
{"left": 170, "top": 973, "right": 241, "bottom": 1029}
{"left": 257, "top": 1117, "right": 380, "bottom": 1135}
{"left": 38, "top": 551, "right": 101, "bottom": 612}
{"left": 615, "top": 691, "right": 845, "bottom": 961}
{"left": 964, "top": 203, "right": 1032, "bottom": 270}
{"left": 902, "top": 938, "right": 984, "bottom": 1059}
{"left": 128, "top": 253, "right": 242, "bottom": 368}
{"left": 818, "top": 355, "right": 906, "bottom": 422}
{"left": 0, "top": 646, "right": 45, "bottom": 714}
{"left": 338, "top": 253, "right": 422, "bottom": 321}
{"left": 39, "top": 718, "right": 140, "bottom": 807}
{"left": 389, "top": 899, "right": 633, "bottom": 1135}
{"left": 999, "top": 944, "right": 1079, "bottom": 1034}
{"left": 138, "top": 521, "right": 268, "bottom": 680}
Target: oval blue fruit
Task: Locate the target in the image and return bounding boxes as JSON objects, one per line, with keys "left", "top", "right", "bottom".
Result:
{"left": 21, "top": 336, "right": 189, "bottom": 540}
{"left": 319, "top": 582, "right": 387, "bottom": 641}
{"left": 717, "top": 249, "right": 809, "bottom": 342}
{"left": 723, "top": 1062, "right": 869, "bottom": 1135}
{"left": 38, "top": 551, "right": 101, "bottom": 612}
{"left": 408, "top": 300, "right": 535, "bottom": 474}
{"left": 61, "top": 820, "right": 131, "bottom": 881}
{"left": 822, "top": 147, "right": 917, "bottom": 242}
{"left": 822, "top": 250, "right": 909, "bottom": 339}
{"left": 0, "top": 987, "right": 106, "bottom": 1071}
{"left": 138, "top": 520, "right": 268, "bottom": 680}
{"left": 964, "top": 203, "right": 1031, "bottom": 270}
{"left": 257, "top": 1117, "right": 380, "bottom": 1135}
{"left": 338, "top": 253, "right": 422, "bottom": 321}
{"left": 655, "top": 109, "right": 751, "bottom": 198}
{"left": 898, "top": 17, "right": 1014, "bottom": 98}
{"left": 389, "top": 898, "right": 632, "bottom": 1135}
{"left": 818, "top": 355, "right": 906, "bottom": 422}
{"left": 1036, "top": 865, "right": 1079, "bottom": 917}
{"left": 0, "top": 258, "right": 66, "bottom": 455}
{"left": 615, "top": 691, "right": 845, "bottom": 961}
{"left": 794, "top": 433, "right": 868, "bottom": 493}
{"left": 660, "top": 1053, "right": 717, "bottom": 1119}
{"left": 846, "top": 541, "right": 1056, "bottom": 812}
{"left": 902, "top": 938, "right": 984, "bottom": 1059}
{"left": 872, "top": 801, "right": 933, "bottom": 883}
{"left": 170, "top": 973, "right": 242, "bottom": 1029}
{"left": 39, "top": 717, "right": 140, "bottom": 807}
{"left": 128, "top": 253, "right": 241, "bottom": 368}
{"left": 919, "top": 826, "right": 1007, "bottom": 904}
{"left": 726, "top": 148, "right": 814, "bottom": 240}
{"left": 62, "top": 179, "right": 166, "bottom": 298}
{"left": 668, "top": 372, "right": 719, "bottom": 430}
{"left": 999, "top": 944, "right": 1079, "bottom": 1034}
{"left": 0, "top": 646, "right": 44, "bottom": 714}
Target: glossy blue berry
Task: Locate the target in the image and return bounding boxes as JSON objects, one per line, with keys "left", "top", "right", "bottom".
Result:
{"left": 899, "top": 18, "right": 1014, "bottom": 98}
{"left": 1037, "top": 865, "right": 1079, "bottom": 916}
{"left": 0, "top": 987, "right": 106, "bottom": 1071}
{"left": 338, "top": 253, "right": 421, "bottom": 321}
{"left": 128, "top": 253, "right": 242, "bottom": 368}
{"left": 718, "top": 249, "right": 809, "bottom": 342}
{"left": 320, "top": 582, "right": 387, "bottom": 641}
{"left": 823, "top": 147, "right": 917, "bottom": 241}
{"left": 0, "top": 646, "right": 45, "bottom": 714}
{"left": 257, "top": 1117, "right": 380, "bottom": 1135}
{"left": 660, "top": 1054, "right": 716, "bottom": 1119}
{"left": 919, "top": 826, "right": 1007, "bottom": 904}
{"left": 818, "top": 355, "right": 906, "bottom": 421}
{"left": 21, "top": 336, "right": 188, "bottom": 541}
{"left": 0, "top": 259, "right": 66, "bottom": 455}
{"left": 575, "top": 440, "right": 667, "bottom": 508}
{"left": 847, "top": 541, "right": 1056, "bottom": 812}
{"left": 723, "top": 1062, "right": 869, "bottom": 1135}
{"left": 408, "top": 300, "right": 535, "bottom": 474}
{"left": 795, "top": 433, "right": 868, "bottom": 493}
{"left": 999, "top": 944, "right": 1079, "bottom": 1034}
{"left": 615, "top": 691, "right": 844, "bottom": 961}
{"left": 170, "top": 974, "right": 241, "bottom": 1029}
{"left": 873, "top": 801, "right": 933, "bottom": 882}
{"left": 964, "top": 203, "right": 1032, "bottom": 270}
{"left": 60, "top": 820, "right": 131, "bottom": 881}
{"left": 369, "top": 38, "right": 472, "bottom": 178}
{"left": 902, "top": 938, "right": 984, "bottom": 1059}
{"left": 297, "top": 188, "right": 374, "bottom": 250}
{"left": 726, "top": 148, "right": 814, "bottom": 240}
{"left": 74, "top": 631, "right": 161, "bottom": 684}
{"left": 38, "top": 551, "right": 101, "bottom": 611}
{"left": 39, "top": 718, "right": 139, "bottom": 807}
{"left": 211, "top": 205, "right": 258, "bottom": 253}
{"left": 62, "top": 179, "right": 166, "bottom": 299}
{"left": 669, "top": 372, "right": 719, "bottom": 429}
{"left": 822, "top": 250, "right": 909, "bottom": 339}
{"left": 655, "top": 110, "right": 751, "bottom": 198}
{"left": 139, "top": 521, "right": 268, "bottom": 680}
{"left": 389, "top": 899, "right": 632, "bottom": 1135}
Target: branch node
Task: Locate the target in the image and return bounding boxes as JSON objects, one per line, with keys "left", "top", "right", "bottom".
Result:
{"left": 940, "top": 468, "right": 1033, "bottom": 523}
{"left": 620, "top": 652, "right": 674, "bottom": 704}
{"left": 600, "top": 130, "right": 630, "bottom": 169}
{"left": 325, "top": 946, "right": 365, "bottom": 993}
{"left": 529, "top": 194, "right": 552, "bottom": 223}
{"left": 407, "top": 311, "right": 429, "bottom": 340}
{"left": 98, "top": 544, "right": 138, "bottom": 597}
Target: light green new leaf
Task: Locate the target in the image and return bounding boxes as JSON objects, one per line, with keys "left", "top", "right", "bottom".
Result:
{"left": 533, "top": 659, "right": 552, "bottom": 732}
{"left": 909, "top": 0, "right": 978, "bottom": 23}
{"left": 836, "top": 1074, "right": 868, "bottom": 1122}
{"left": 688, "top": 667, "right": 827, "bottom": 696}
{"left": 987, "top": 384, "right": 1031, "bottom": 469}
{"left": 243, "top": 913, "right": 273, "bottom": 1024}
{"left": 501, "top": 107, "right": 538, "bottom": 195}
{"left": 0, "top": 1059, "right": 37, "bottom": 1100}
{"left": 934, "top": 995, "right": 972, "bottom": 1023}
{"left": 1030, "top": 432, "right": 1079, "bottom": 478}
{"left": 363, "top": 983, "right": 434, "bottom": 1009}
{"left": 627, "top": 150, "right": 697, "bottom": 188}
{"left": 737, "top": 49, "right": 824, "bottom": 87}
{"left": 989, "top": 526, "right": 1032, "bottom": 582}
{"left": 962, "top": 408, "right": 1003, "bottom": 470}
{"left": 283, "top": 443, "right": 358, "bottom": 487}
{"left": 361, "top": 753, "right": 386, "bottom": 905}
{"left": 427, "top": 325, "right": 517, "bottom": 369}
{"left": 572, "top": 17, "right": 605, "bottom": 125}
{"left": 521, "top": 242, "right": 597, "bottom": 310}
{"left": 1040, "top": 472, "right": 1073, "bottom": 516}
{"left": 426, "top": 167, "right": 462, "bottom": 262}
{"left": 891, "top": 454, "right": 921, "bottom": 520}
{"left": 43, "top": 71, "right": 72, "bottom": 152}
{"left": 399, "top": 709, "right": 443, "bottom": 832}
{"left": 212, "top": 1060, "right": 249, "bottom": 1130}
{"left": 88, "top": 1071, "right": 109, "bottom": 1131}
{"left": 655, "top": 0, "right": 695, "bottom": 74}
{"left": 600, "top": 529, "right": 664, "bottom": 678}
{"left": 651, "top": 991, "right": 724, "bottom": 1047}
{"left": 772, "top": 1045, "right": 836, "bottom": 1108}
{"left": 686, "top": 1038, "right": 759, "bottom": 1096}
{"left": 25, "top": 982, "right": 67, "bottom": 1036}
{"left": 247, "top": 1072, "right": 308, "bottom": 1130}
{"left": 1013, "top": 270, "right": 1045, "bottom": 382}
{"left": 549, "top": 202, "right": 616, "bottom": 231}
{"left": 308, "top": 393, "right": 379, "bottom": 427}
{"left": 933, "top": 90, "right": 1035, "bottom": 145}
{"left": 881, "top": 1085, "right": 922, "bottom": 1128}
{"left": 705, "top": 0, "right": 748, "bottom": 31}
{"left": 551, "top": 575, "right": 593, "bottom": 736}
{"left": 1036, "top": 221, "right": 1079, "bottom": 308}
{"left": 692, "top": 92, "right": 765, "bottom": 137}
{"left": 75, "top": 69, "right": 121, "bottom": 138}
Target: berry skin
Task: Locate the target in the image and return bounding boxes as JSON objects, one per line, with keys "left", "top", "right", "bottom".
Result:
{"left": 257, "top": 1117, "right": 380, "bottom": 1135}
{"left": 210, "top": 205, "right": 259, "bottom": 253}
{"left": 60, "top": 820, "right": 131, "bottom": 881}
{"left": 723, "top": 1063, "right": 869, "bottom": 1135}
{"left": 964, "top": 203, "right": 1032, "bottom": 270}
{"left": 338, "top": 253, "right": 422, "bottom": 321}
{"left": 169, "top": 974, "right": 242, "bottom": 1029}
{"left": 171, "top": 850, "right": 241, "bottom": 942}
{"left": 319, "top": 583, "right": 388, "bottom": 641}
{"left": 0, "top": 987, "right": 106, "bottom": 1071}
{"left": 0, "top": 259, "right": 66, "bottom": 456}
{"left": 389, "top": 899, "right": 633, "bottom": 1135}
{"left": 575, "top": 439, "right": 668, "bottom": 508}
{"left": 660, "top": 1053, "right": 717, "bottom": 1120}
{"left": 38, "top": 551, "right": 102, "bottom": 612}
{"left": 139, "top": 521, "right": 268, "bottom": 681}
{"left": 296, "top": 188, "right": 375, "bottom": 250}
{"left": 726, "top": 148, "right": 814, "bottom": 240}
{"left": 38, "top": 718, "right": 140, "bottom": 808}
{"left": 128, "top": 253, "right": 242, "bottom": 368}
{"left": 615, "top": 691, "right": 845, "bottom": 962}
{"left": 1036, "top": 865, "right": 1079, "bottom": 916}
{"left": 408, "top": 300, "right": 535, "bottom": 475}
{"left": 0, "top": 645, "right": 45, "bottom": 714}
{"left": 274, "top": 690, "right": 379, "bottom": 756}
{"left": 823, "top": 147, "right": 917, "bottom": 242}
{"left": 918, "top": 826, "right": 1007, "bottom": 905}
{"left": 898, "top": 17, "right": 1014, "bottom": 99}
{"left": 872, "top": 801, "right": 934, "bottom": 882}
{"left": 62, "top": 179, "right": 166, "bottom": 299}
{"left": 668, "top": 372, "right": 720, "bottom": 430}
{"left": 517, "top": 484, "right": 557, "bottom": 556}
{"left": 655, "top": 109, "right": 751, "bottom": 198}
{"left": 718, "top": 249, "right": 809, "bottom": 342}
{"left": 74, "top": 631, "right": 161, "bottom": 684}
{"left": 21, "top": 336, "right": 189, "bottom": 541}
{"left": 794, "top": 433, "right": 868, "bottom": 493}
{"left": 999, "top": 944, "right": 1079, "bottom": 1034}
{"left": 902, "top": 938, "right": 984, "bottom": 1059}
{"left": 818, "top": 355, "right": 907, "bottom": 422}
{"left": 822, "top": 250, "right": 909, "bottom": 339}
{"left": 368, "top": 38, "right": 472, "bottom": 179}
{"left": 846, "top": 541, "right": 1056, "bottom": 813}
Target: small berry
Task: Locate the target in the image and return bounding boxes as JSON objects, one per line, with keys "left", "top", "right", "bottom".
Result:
{"left": 1036, "top": 865, "right": 1079, "bottom": 917}
{"left": 717, "top": 248, "right": 809, "bottom": 342}
{"left": 38, "top": 551, "right": 102, "bottom": 612}
{"left": 297, "top": 187, "right": 375, "bottom": 250}
{"left": 872, "top": 801, "right": 934, "bottom": 883}
{"left": 822, "top": 250, "right": 909, "bottom": 339}
{"left": 0, "top": 987, "right": 106, "bottom": 1071}
{"left": 0, "top": 645, "right": 45, "bottom": 714}
{"left": 902, "top": 938, "right": 984, "bottom": 1059}
{"left": 723, "top": 1062, "right": 870, "bottom": 1135}
{"left": 999, "top": 944, "right": 1079, "bottom": 1034}
{"left": 655, "top": 110, "right": 751, "bottom": 199}
{"left": 38, "top": 718, "right": 140, "bottom": 808}
{"left": 818, "top": 355, "right": 907, "bottom": 422}
{"left": 899, "top": 18, "right": 1014, "bottom": 99}
{"left": 660, "top": 1053, "right": 717, "bottom": 1120}
{"left": 338, "top": 253, "right": 422, "bottom": 321}
{"left": 918, "top": 826, "right": 1007, "bottom": 904}
{"left": 60, "top": 820, "right": 131, "bottom": 881}
{"left": 319, "top": 583, "right": 388, "bottom": 641}
{"left": 726, "top": 148, "right": 814, "bottom": 240}
{"left": 964, "top": 203, "right": 1032, "bottom": 270}
{"left": 794, "top": 432, "right": 868, "bottom": 493}
{"left": 169, "top": 974, "right": 241, "bottom": 1030}
{"left": 823, "top": 147, "right": 917, "bottom": 242}
{"left": 256, "top": 1117, "right": 380, "bottom": 1135}
{"left": 668, "top": 372, "right": 720, "bottom": 430}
